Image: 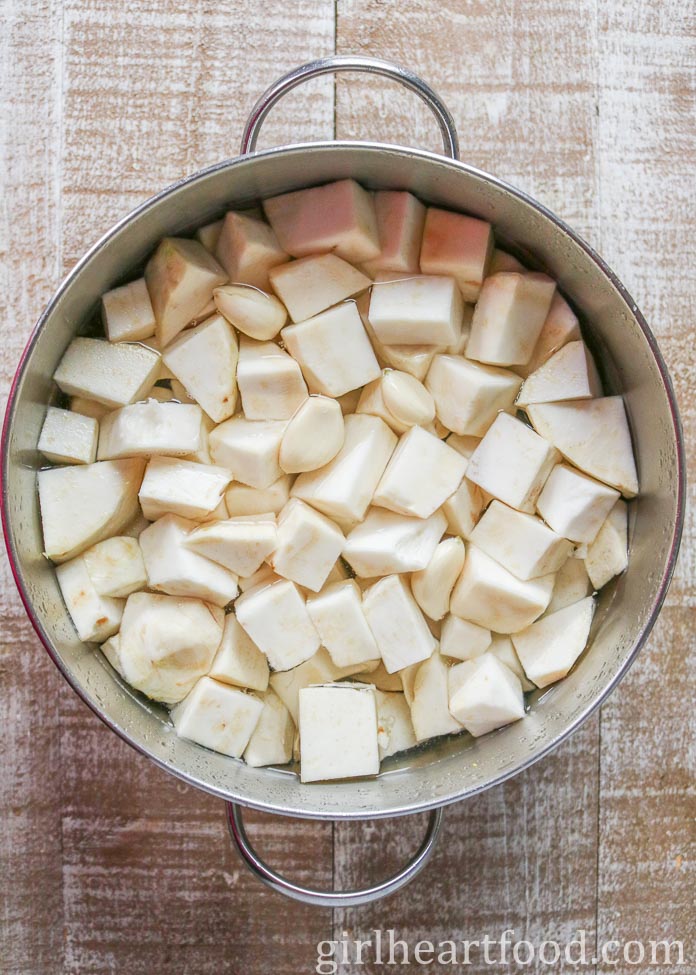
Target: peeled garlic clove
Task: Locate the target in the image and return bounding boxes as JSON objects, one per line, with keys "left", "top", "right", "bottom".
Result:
{"left": 382, "top": 369, "right": 436, "bottom": 427}
{"left": 411, "top": 536, "right": 465, "bottom": 621}
{"left": 214, "top": 284, "right": 287, "bottom": 340}
{"left": 279, "top": 396, "right": 345, "bottom": 474}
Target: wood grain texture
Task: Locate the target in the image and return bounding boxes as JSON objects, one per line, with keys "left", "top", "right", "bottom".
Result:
{"left": 1, "top": 0, "right": 694, "bottom": 972}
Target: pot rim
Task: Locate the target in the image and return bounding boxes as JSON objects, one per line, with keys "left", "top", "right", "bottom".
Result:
{"left": 2, "top": 140, "right": 687, "bottom": 819}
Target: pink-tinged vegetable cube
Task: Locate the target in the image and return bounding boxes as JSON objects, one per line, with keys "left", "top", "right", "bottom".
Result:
{"left": 215, "top": 211, "right": 289, "bottom": 290}
{"left": 419, "top": 208, "right": 493, "bottom": 302}
{"left": 363, "top": 191, "right": 426, "bottom": 275}
{"left": 517, "top": 292, "right": 581, "bottom": 378}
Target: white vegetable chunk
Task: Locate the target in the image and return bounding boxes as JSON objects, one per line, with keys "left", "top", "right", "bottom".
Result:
{"left": 243, "top": 690, "right": 294, "bottom": 767}
{"left": 117, "top": 592, "right": 224, "bottom": 704}
{"left": 264, "top": 179, "right": 380, "bottom": 264}
{"left": 292, "top": 413, "right": 397, "bottom": 523}
{"left": 368, "top": 274, "right": 463, "bottom": 346}
{"left": 536, "top": 463, "right": 620, "bottom": 543}
{"left": 363, "top": 190, "right": 426, "bottom": 275}
{"left": 98, "top": 401, "right": 203, "bottom": 460}
{"left": 38, "top": 407, "right": 98, "bottom": 465}
{"left": 450, "top": 544, "right": 554, "bottom": 632}
{"left": 53, "top": 338, "right": 160, "bottom": 408}
{"left": 419, "top": 208, "right": 493, "bottom": 302}
{"left": 100, "top": 633, "right": 125, "bottom": 677}
{"left": 235, "top": 577, "right": 320, "bottom": 671}
{"left": 299, "top": 683, "right": 380, "bottom": 782}
{"left": 584, "top": 500, "right": 628, "bottom": 589}
{"left": 270, "top": 499, "right": 345, "bottom": 592}
{"left": 214, "top": 211, "right": 289, "bottom": 289}
{"left": 269, "top": 647, "right": 353, "bottom": 723}
{"left": 343, "top": 507, "right": 447, "bottom": 578}
{"left": 185, "top": 511, "right": 274, "bottom": 575}
{"left": 208, "top": 613, "right": 270, "bottom": 692}
{"left": 517, "top": 341, "right": 601, "bottom": 406}
{"left": 171, "top": 677, "right": 263, "bottom": 758}
{"left": 161, "top": 314, "right": 239, "bottom": 423}
{"left": 410, "top": 650, "right": 463, "bottom": 742}
{"left": 440, "top": 614, "right": 492, "bottom": 661}
{"left": 139, "top": 514, "right": 239, "bottom": 607}
{"left": 375, "top": 689, "right": 417, "bottom": 759}
{"left": 236, "top": 335, "right": 308, "bottom": 419}
{"left": 448, "top": 653, "right": 525, "bottom": 736}
{"left": 225, "top": 474, "right": 293, "bottom": 517}
{"left": 138, "top": 456, "right": 231, "bottom": 521}
{"left": 306, "top": 580, "right": 380, "bottom": 668}
{"left": 467, "top": 272, "right": 556, "bottom": 366}
{"left": 488, "top": 634, "right": 535, "bottom": 691}
{"left": 195, "top": 219, "right": 223, "bottom": 253}
{"left": 214, "top": 284, "right": 287, "bottom": 341}
{"left": 209, "top": 416, "right": 286, "bottom": 489}
{"left": 359, "top": 304, "right": 439, "bottom": 381}
{"left": 101, "top": 277, "right": 156, "bottom": 343}
{"left": 546, "top": 557, "right": 593, "bottom": 614}
{"left": 83, "top": 535, "right": 147, "bottom": 597}
{"left": 469, "top": 500, "right": 573, "bottom": 580}
{"left": 441, "top": 475, "right": 485, "bottom": 539}
{"left": 145, "top": 237, "right": 228, "bottom": 346}
{"left": 56, "top": 556, "right": 124, "bottom": 642}
{"left": 526, "top": 398, "right": 639, "bottom": 497}
{"left": 425, "top": 354, "right": 522, "bottom": 437}
{"left": 362, "top": 574, "right": 436, "bottom": 673}
{"left": 269, "top": 253, "right": 371, "bottom": 323}
{"left": 411, "top": 537, "right": 466, "bottom": 621}
{"left": 516, "top": 291, "right": 581, "bottom": 378}
{"left": 279, "top": 395, "right": 344, "bottom": 474}
{"left": 466, "top": 413, "right": 559, "bottom": 513}
{"left": 373, "top": 425, "right": 468, "bottom": 518}
{"left": 512, "top": 596, "right": 595, "bottom": 687}
{"left": 39, "top": 458, "right": 145, "bottom": 562}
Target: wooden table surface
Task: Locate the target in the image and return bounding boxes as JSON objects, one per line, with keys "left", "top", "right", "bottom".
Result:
{"left": 1, "top": 2, "right": 694, "bottom": 973}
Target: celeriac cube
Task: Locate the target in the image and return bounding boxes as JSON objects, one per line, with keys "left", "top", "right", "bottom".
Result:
{"left": 488, "top": 634, "right": 535, "bottom": 692}
{"left": 145, "top": 237, "right": 228, "bottom": 346}
{"left": 410, "top": 650, "right": 463, "bottom": 742}
{"left": 139, "top": 514, "right": 239, "bottom": 607}
{"left": 269, "top": 647, "right": 347, "bottom": 723}
{"left": 469, "top": 500, "right": 573, "bottom": 580}
{"left": 517, "top": 341, "right": 600, "bottom": 407}
{"left": 264, "top": 179, "right": 380, "bottom": 264}
{"left": 281, "top": 301, "right": 381, "bottom": 397}
{"left": 546, "top": 557, "right": 593, "bottom": 614}
{"left": 448, "top": 653, "right": 525, "bottom": 736}
{"left": 526, "top": 398, "right": 638, "bottom": 497}
{"left": 56, "top": 556, "right": 124, "bottom": 642}
{"left": 138, "top": 456, "right": 231, "bottom": 520}
{"left": 536, "top": 463, "right": 620, "bottom": 543}
{"left": 185, "top": 513, "right": 277, "bottom": 577}
{"left": 101, "top": 277, "right": 156, "bottom": 343}
{"left": 376, "top": 689, "right": 417, "bottom": 759}
{"left": 214, "top": 211, "right": 289, "bottom": 289}
{"left": 450, "top": 544, "right": 554, "bottom": 632}
{"left": 441, "top": 475, "right": 485, "bottom": 539}
{"left": 53, "top": 338, "right": 160, "bottom": 408}
{"left": 270, "top": 499, "right": 344, "bottom": 592}
{"left": 373, "top": 425, "right": 467, "bottom": 518}
{"left": 117, "top": 591, "right": 224, "bottom": 704}
{"left": 161, "top": 313, "right": 239, "bottom": 423}
{"left": 225, "top": 474, "right": 293, "bottom": 517}
{"left": 171, "top": 676, "right": 262, "bottom": 757}
{"left": 38, "top": 407, "right": 98, "bottom": 465}
{"left": 100, "top": 633, "right": 125, "bottom": 677}
{"left": 214, "top": 284, "right": 287, "bottom": 341}
{"left": 270, "top": 253, "right": 371, "bottom": 323}
{"left": 70, "top": 396, "right": 110, "bottom": 420}
{"left": 467, "top": 272, "right": 556, "bottom": 366}
{"left": 306, "top": 580, "right": 380, "bottom": 668}
{"left": 411, "top": 537, "right": 466, "bottom": 621}
{"left": 38, "top": 458, "right": 145, "bottom": 562}
{"left": 440, "top": 614, "right": 491, "bottom": 661}
{"left": 466, "top": 413, "right": 559, "bottom": 513}
{"left": 419, "top": 208, "right": 493, "bottom": 302}
{"left": 236, "top": 335, "right": 308, "bottom": 419}
{"left": 363, "top": 190, "right": 426, "bottom": 275}
{"left": 98, "top": 401, "right": 203, "bottom": 460}
{"left": 359, "top": 302, "right": 439, "bottom": 381}
{"left": 279, "top": 395, "right": 345, "bottom": 474}
{"left": 368, "top": 274, "right": 463, "bottom": 346}
{"left": 82, "top": 535, "right": 147, "bottom": 597}
{"left": 489, "top": 249, "right": 525, "bottom": 274}
{"left": 299, "top": 683, "right": 379, "bottom": 782}
{"left": 516, "top": 292, "right": 581, "bottom": 378}
{"left": 584, "top": 500, "right": 628, "bottom": 589}
{"left": 512, "top": 596, "right": 595, "bottom": 687}
{"left": 362, "top": 574, "right": 436, "bottom": 673}
{"left": 235, "top": 578, "right": 320, "bottom": 671}
{"left": 208, "top": 613, "right": 269, "bottom": 692}
{"left": 425, "top": 354, "right": 522, "bottom": 437}
{"left": 292, "top": 413, "right": 397, "bottom": 523}
{"left": 243, "top": 690, "right": 295, "bottom": 767}
{"left": 209, "top": 416, "right": 286, "bottom": 489}
{"left": 196, "top": 219, "right": 223, "bottom": 253}
{"left": 343, "top": 507, "right": 447, "bottom": 578}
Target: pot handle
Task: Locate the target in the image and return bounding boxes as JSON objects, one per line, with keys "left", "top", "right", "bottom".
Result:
{"left": 240, "top": 55, "right": 460, "bottom": 159}
{"left": 225, "top": 801, "right": 444, "bottom": 908}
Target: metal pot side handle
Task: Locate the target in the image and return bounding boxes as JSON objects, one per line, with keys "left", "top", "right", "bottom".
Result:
{"left": 240, "top": 55, "right": 460, "bottom": 160}
{"left": 226, "top": 802, "right": 444, "bottom": 908}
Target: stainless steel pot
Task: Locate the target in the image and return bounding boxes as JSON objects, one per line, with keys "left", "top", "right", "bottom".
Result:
{"left": 2, "top": 56, "right": 685, "bottom": 908}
